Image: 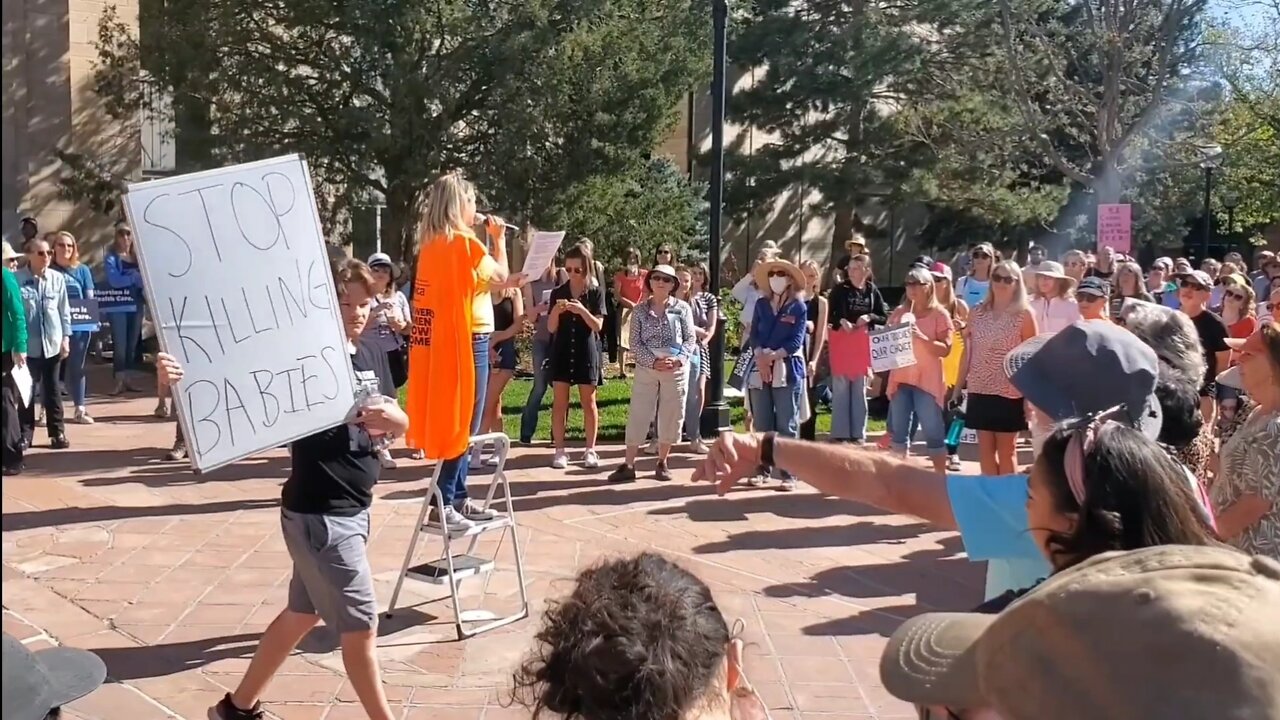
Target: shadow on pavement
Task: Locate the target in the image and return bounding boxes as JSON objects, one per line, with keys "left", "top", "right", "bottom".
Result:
{"left": 89, "top": 632, "right": 261, "bottom": 681}
{"left": 691, "top": 519, "right": 934, "bottom": 554}
{"left": 1, "top": 498, "right": 279, "bottom": 532}
{"left": 651, "top": 491, "right": 890, "bottom": 523}
{"left": 79, "top": 455, "right": 291, "bottom": 488}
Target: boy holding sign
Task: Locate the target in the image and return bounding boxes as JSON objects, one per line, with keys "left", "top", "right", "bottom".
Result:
{"left": 158, "top": 259, "right": 407, "bottom": 720}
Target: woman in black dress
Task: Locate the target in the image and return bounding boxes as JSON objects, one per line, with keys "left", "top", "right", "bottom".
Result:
{"left": 549, "top": 243, "right": 606, "bottom": 470}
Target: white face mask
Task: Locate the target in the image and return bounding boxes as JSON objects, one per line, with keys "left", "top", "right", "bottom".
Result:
{"left": 769, "top": 276, "right": 790, "bottom": 294}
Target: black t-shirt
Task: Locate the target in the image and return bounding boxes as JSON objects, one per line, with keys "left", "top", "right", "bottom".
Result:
{"left": 1086, "top": 267, "right": 1115, "bottom": 281}
{"left": 1188, "top": 309, "right": 1230, "bottom": 390}
{"left": 282, "top": 338, "right": 396, "bottom": 515}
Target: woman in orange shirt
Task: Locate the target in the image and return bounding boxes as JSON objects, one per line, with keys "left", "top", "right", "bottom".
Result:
{"left": 405, "top": 173, "right": 525, "bottom": 532}
{"left": 886, "top": 266, "right": 955, "bottom": 474}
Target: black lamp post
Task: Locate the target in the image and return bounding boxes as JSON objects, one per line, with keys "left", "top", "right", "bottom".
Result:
{"left": 1198, "top": 143, "right": 1222, "bottom": 260}
{"left": 701, "top": 0, "right": 733, "bottom": 437}
{"left": 1222, "top": 190, "right": 1239, "bottom": 254}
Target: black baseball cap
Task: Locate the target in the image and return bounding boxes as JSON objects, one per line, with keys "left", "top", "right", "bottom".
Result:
{"left": 2, "top": 633, "right": 106, "bottom": 720}
{"left": 1076, "top": 276, "right": 1110, "bottom": 297}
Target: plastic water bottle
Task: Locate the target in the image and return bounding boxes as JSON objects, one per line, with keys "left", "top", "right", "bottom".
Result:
{"left": 945, "top": 415, "right": 965, "bottom": 447}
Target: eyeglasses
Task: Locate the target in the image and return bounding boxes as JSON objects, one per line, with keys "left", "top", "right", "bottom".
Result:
{"left": 991, "top": 274, "right": 1016, "bottom": 285}
{"left": 1179, "top": 280, "right": 1207, "bottom": 290}
{"left": 566, "top": 266, "right": 586, "bottom": 275}
{"left": 767, "top": 270, "right": 790, "bottom": 278}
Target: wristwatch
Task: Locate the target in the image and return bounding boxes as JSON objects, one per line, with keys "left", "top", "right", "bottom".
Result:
{"left": 760, "top": 431, "right": 777, "bottom": 467}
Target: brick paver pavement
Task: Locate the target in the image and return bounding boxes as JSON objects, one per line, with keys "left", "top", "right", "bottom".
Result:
{"left": 3, "top": 391, "right": 984, "bottom": 719}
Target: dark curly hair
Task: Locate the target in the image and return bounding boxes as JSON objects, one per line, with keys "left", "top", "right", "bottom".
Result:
{"left": 511, "top": 553, "right": 731, "bottom": 720}
{"left": 1034, "top": 422, "right": 1221, "bottom": 572}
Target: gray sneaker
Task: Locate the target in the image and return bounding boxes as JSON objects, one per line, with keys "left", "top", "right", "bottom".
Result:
{"left": 456, "top": 499, "right": 498, "bottom": 522}
{"left": 428, "top": 504, "right": 476, "bottom": 532}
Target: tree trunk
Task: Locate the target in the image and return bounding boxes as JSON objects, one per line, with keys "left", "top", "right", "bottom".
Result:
{"left": 385, "top": 180, "right": 426, "bottom": 265}
{"left": 827, "top": 203, "right": 855, "bottom": 286}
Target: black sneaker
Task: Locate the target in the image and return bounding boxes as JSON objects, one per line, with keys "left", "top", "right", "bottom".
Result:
{"left": 654, "top": 460, "right": 673, "bottom": 482}
{"left": 50, "top": 436, "right": 70, "bottom": 450}
{"left": 607, "top": 464, "right": 637, "bottom": 484}
{"left": 2, "top": 463, "right": 22, "bottom": 476}
{"left": 208, "top": 693, "right": 264, "bottom": 720}
{"left": 166, "top": 442, "right": 188, "bottom": 462}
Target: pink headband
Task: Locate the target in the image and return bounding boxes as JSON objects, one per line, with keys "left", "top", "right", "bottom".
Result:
{"left": 1062, "top": 406, "right": 1127, "bottom": 506}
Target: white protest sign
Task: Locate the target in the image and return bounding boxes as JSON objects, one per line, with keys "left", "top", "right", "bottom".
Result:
{"left": 959, "top": 427, "right": 978, "bottom": 445}
{"left": 124, "top": 154, "right": 357, "bottom": 473}
{"left": 869, "top": 322, "right": 917, "bottom": 373}
{"left": 520, "top": 230, "right": 567, "bottom": 278}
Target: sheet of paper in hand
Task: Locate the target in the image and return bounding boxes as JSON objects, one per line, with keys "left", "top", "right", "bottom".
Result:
{"left": 869, "top": 322, "right": 917, "bottom": 373}
{"left": 123, "top": 154, "right": 357, "bottom": 472}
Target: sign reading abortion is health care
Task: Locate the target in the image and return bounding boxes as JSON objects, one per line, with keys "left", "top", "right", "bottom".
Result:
{"left": 869, "top": 323, "right": 917, "bottom": 374}
{"left": 124, "top": 155, "right": 357, "bottom": 472}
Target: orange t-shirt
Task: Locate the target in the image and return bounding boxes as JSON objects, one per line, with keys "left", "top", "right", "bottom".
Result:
{"left": 405, "top": 230, "right": 489, "bottom": 459}
{"left": 887, "top": 307, "right": 954, "bottom": 408}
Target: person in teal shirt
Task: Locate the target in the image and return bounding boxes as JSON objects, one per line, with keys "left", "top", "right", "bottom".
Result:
{"left": 3, "top": 248, "right": 29, "bottom": 473}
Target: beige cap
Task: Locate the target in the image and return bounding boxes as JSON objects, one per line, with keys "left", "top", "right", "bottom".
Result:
{"left": 880, "top": 545, "right": 1280, "bottom": 719}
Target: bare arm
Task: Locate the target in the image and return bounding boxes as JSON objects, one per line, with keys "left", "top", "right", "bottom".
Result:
{"left": 1215, "top": 495, "right": 1273, "bottom": 540}
{"left": 810, "top": 297, "right": 829, "bottom": 363}
{"left": 694, "top": 433, "right": 957, "bottom": 530}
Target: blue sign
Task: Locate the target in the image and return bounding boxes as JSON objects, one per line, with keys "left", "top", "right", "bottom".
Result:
{"left": 96, "top": 286, "right": 139, "bottom": 314}
{"left": 69, "top": 298, "right": 101, "bottom": 332}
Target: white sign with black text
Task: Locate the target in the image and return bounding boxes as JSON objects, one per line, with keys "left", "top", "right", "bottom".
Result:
{"left": 869, "top": 322, "right": 917, "bottom": 374}
{"left": 124, "top": 154, "right": 357, "bottom": 472}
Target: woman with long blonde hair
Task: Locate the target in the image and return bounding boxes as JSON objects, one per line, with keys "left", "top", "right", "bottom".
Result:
{"left": 1110, "top": 260, "right": 1153, "bottom": 318}
{"left": 405, "top": 172, "right": 524, "bottom": 532}
{"left": 798, "top": 259, "right": 829, "bottom": 441}
{"left": 49, "top": 231, "right": 96, "bottom": 424}
{"left": 886, "top": 266, "right": 955, "bottom": 473}
{"left": 954, "top": 259, "right": 1037, "bottom": 474}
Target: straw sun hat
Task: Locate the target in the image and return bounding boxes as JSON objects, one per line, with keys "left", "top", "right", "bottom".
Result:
{"left": 753, "top": 257, "right": 806, "bottom": 293}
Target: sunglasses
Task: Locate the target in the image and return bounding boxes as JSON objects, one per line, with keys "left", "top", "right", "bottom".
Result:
{"left": 1075, "top": 293, "right": 1103, "bottom": 303}
{"left": 30, "top": 250, "right": 52, "bottom": 257}
{"left": 905, "top": 280, "right": 927, "bottom": 287}
{"left": 1224, "top": 291, "right": 1246, "bottom": 302}
{"left": 971, "top": 251, "right": 991, "bottom": 259}
{"left": 991, "top": 274, "right": 1016, "bottom": 285}
{"left": 767, "top": 270, "right": 790, "bottom": 278}
{"left": 932, "top": 277, "right": 947, "bottom": 284}
{"left": 1179, "top": 280, "right": 1208, "bottom": 290}
{"left": 650, "top": 275, "right": 674, "bottom": 284}
{"left": 566, "top": 266, "right": 586, "bottom": 275}
{"left": 55, "top": 243, "right": 75, "bottom": 249}
{"left": 657, "top": 249, "right": 673, "bottom": 255}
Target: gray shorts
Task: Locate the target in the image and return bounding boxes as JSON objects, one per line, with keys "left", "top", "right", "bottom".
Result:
{"left": 280, "top": 508, "right": 377, "bottom": 634}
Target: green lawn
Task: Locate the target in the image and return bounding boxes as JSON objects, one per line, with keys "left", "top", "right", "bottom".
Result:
{"left": 401, "top": 366, "right": 886, "bottom": 442}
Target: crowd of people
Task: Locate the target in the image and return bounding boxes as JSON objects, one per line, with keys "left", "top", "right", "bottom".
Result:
{"left": 2, "top": 185, "right": 1278, "bottom": 720}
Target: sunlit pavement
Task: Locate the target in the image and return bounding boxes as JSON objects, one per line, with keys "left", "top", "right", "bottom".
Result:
{"left": 4, "top": 391, "right": 982, "bottom": 719}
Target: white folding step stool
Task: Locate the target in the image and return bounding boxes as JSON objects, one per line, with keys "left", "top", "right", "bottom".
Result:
{"left": 385, "top": 432, "right": 529, "bottom": 640}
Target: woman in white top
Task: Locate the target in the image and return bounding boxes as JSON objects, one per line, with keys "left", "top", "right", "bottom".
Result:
{"left": 1029, "top": 261, "right": 1079, "bottom": 335}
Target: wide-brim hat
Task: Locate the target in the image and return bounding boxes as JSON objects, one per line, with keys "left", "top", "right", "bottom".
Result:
{"left": 2, "top": 241, "right": 17, "bottom": 261}
{"left": 879, "top": 546, "right": 1280, "bottom": 720}
{"left": 647, "top": 263, "right": 681, "bottom": 293}
{"left": 1006, "top": 322, "right": 1162, "bottom": 440}
{"left": 753, "top": 258, "right": 806, "bottom": 293}
{"left": 2, "top": 633, "right": 107, "bottom": 720}
{"left": 1033, "top": 261, "right": 1070, "bottom": 280}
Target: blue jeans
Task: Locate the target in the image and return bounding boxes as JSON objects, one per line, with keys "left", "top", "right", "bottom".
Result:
{"left": 830, "top": 374, "right": 868, "bottom": 441}
{"left": 684, "top": 356, "right": 704, "bottom": 441}
{"left": 750, "top": 381, "right": 803, "bottom": 479}
{"left": 110, "top": 311, "right": 141, "bottom": 377}
{"left": 889, "top": 385, "right": 946, "bottom": 457}
{"left": 66, "top": 332, "right": 92, "bottom": 407}
{"left": 437, "top": 334, "right": 490, "bottom": 505}
{"left": 519, "top": 338, "right": 552, "bottom": 442}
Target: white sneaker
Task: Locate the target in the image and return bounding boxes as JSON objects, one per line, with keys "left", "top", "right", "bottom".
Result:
{"left": 582, "top": 449, "right": 600, "bottom": 468}
{"left": 777, "top": 477, "right": 798, "bottom": 492}
{"left": 428, "top": 504, "right": 476, "bottom": 532}
{"left": 469, "top": 447, "right": 484, "bottom": 470}
{"left": 378, "top": 449, "right": 397, "bottom": 470}
{"left": 73, "top": 407, "right": 95, "bottom": 425}
{"left": 485, "top": 453, "right": 501, "bottom": 467}
{"left": 947, "top": 454, "right": 962, "bottom": 472}
{"left": 643, "top": 439, "right": 659, "bottom": 455}
{"left": 551, "top": 451, "right": 569, "bottom": 469}
{"left": 409, "top": 448, "right": 426, "bottom": 460}
{"left": 689, "top": 439, "right": 708, "bottom": 454}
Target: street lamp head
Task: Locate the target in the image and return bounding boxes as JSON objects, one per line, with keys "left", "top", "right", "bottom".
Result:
{"left": 1198, "top": 142, "right": 1224, "bottom": 169}
{"left": 1222, "top": 191, "right": 1240, "bottom": 210}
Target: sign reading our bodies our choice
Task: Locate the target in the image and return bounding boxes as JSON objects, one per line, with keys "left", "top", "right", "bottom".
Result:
{"left": 124, "top": 155, "right": 356, "bottom": 473}
{"left": 868, "top": 322, "right": 917, "bottom": 373}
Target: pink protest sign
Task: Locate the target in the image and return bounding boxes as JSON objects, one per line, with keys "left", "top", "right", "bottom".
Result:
{"left": 829, "top": 328, "right": 871, "bottom": 379}
{"left": 1097, "top": 203, "right": 1132, "bottom": 254}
